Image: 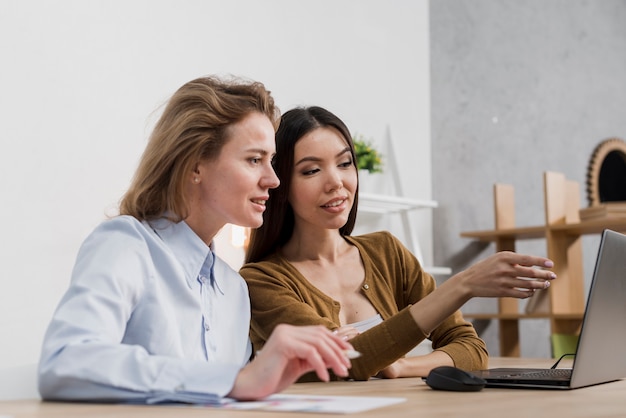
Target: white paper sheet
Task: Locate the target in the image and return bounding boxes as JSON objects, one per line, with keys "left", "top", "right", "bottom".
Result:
{"left": 204, "top": 393, "right": 406, "bottom": 414}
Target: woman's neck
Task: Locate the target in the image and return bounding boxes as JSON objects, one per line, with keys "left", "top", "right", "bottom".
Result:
{"left": 184, "top": 211, "right": 221, "bottom": 247}
{"left": 282, "top": 227, "right": 348, "bottom": 263}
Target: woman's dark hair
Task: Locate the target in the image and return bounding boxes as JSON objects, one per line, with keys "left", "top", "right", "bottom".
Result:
{"left": 245, "top": 106, "right": 359, "bottom": 263}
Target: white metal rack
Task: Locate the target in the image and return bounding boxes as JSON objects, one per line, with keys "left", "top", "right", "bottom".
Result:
{"left": 355, "top": 128, "right": 451, "bottom": 276}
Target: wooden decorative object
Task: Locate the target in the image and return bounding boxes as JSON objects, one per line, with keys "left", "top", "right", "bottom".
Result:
{"left": 586, "top": 137, "right": 626, "bottom": 207}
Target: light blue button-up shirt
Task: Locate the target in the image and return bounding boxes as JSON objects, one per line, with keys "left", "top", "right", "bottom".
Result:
{"left": 38, "top": 216, "right": 252, "bottom": 404}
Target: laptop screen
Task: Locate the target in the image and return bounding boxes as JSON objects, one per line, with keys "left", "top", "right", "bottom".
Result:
{"left": 474, "top": 229, "right": 626, "bottom": 389}
{"left": 569, "top": 229, "right": 626, "bottom": 388}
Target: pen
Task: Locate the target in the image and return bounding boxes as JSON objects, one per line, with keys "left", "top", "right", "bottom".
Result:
{"left": 344, "top": 349, "right": 362, "bottom": 359}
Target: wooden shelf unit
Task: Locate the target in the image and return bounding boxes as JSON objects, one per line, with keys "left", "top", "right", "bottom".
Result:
{"left": 460, "top": 171, "right": 626, "bottom": 357}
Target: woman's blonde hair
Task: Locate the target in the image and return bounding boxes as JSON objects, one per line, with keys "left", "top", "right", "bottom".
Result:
{"left": 119, "top": 76, "right": 280, "bottom": 222}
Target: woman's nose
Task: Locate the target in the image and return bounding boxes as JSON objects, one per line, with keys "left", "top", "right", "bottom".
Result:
{"left": 262, "top": 166, "right": 280, "bottom": 189}
{"left": 326, "top": 170, "right": 343, "bottom": 191}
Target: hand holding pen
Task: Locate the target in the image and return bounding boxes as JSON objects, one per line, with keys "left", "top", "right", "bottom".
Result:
{"left": 228, "top": 324, "right": 359, "bottom": 400}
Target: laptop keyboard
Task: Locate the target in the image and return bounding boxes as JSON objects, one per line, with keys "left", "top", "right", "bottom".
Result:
{"left": 501, "top": 369, "right": 572, "bottom": 379}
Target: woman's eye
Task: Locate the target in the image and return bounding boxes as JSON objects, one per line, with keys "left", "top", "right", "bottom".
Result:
{"left": 302, "top": 168, "right": 320, "bottom": 176}
{"left": 339, "top": 159, "right": 353, "bottom": 168}
{"left": 250, "top": 157, "right": 261, "bottom": 165}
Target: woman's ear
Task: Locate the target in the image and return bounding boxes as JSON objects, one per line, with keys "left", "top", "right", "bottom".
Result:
{"left": 192, "top": 164, "right": 201, "bottom": 184}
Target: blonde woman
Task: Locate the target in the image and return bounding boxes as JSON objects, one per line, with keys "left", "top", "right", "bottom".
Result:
{"left": 38, "top": 79, "right": 354, "bottom": 404}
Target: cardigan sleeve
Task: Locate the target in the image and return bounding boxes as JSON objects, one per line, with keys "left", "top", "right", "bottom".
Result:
{"left": 386, "top": 232, "right": 489, "bottom": 371}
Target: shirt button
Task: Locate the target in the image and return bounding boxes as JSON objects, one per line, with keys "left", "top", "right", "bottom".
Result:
{"left": 204, "top": 323, "right": 210, "bottom": 331}
{"left": 362, "top": 284, "right": 369, "bottom": 290}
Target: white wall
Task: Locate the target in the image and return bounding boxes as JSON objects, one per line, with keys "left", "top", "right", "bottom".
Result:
{"left": 0, "top": 0, "right": 430, "bottom": 370}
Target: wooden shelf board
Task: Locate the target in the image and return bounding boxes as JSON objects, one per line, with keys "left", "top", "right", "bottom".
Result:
{"left": 460, "top": 225, "right": 546, "bottom": 241}
{"left": 550, "top": 218, "right": 626, "bottom": 235}
{"left": 461, "top": 218, "right": 626, "bottom": 242}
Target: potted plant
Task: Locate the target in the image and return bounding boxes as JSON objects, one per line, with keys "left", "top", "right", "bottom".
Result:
{"left": 353, "top": 134, "right": 384, "bottom": 193}
{"left": 353, "top": 134, "right": 383, "bottom": 173}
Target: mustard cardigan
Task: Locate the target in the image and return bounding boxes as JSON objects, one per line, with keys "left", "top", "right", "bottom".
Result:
{"left": 240, "top": 231, "right": 488, "bottom": 381}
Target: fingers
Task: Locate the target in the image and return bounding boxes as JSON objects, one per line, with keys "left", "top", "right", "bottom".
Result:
{"left": 314, "top": 329, "right": 355, "bottom": 378}
{"left": 509, "top": 269, "right": 555, "bottom": 299}
{"left": 496, "top": 252, "right": 557, "bottom": 282}
{"left": 511, "top": 277, "right": 551, "bottom": 292}
{"left": 301, "top": 335, "right": 349, "bottom": 381}
{"left": 232, "top": 325, "right": 357, "bottom": 400}
{"left": 333, "top": 326, "right": 360, "bottom": 341}
{"left": 271, "top": 324, "right": 354, "bottom": 380}
{"left": 499, "top": 251, "right": 554, "bottom": 269}
{"left": 501, "top": 287, "right": 536, "bottom": 299}
{"left": 464, "top": 251, "right": 557, "bottom": 300}
{"left": 513, "top": 264, "right": 557, "bottom": 281}
{"left": 306, "top": 350, "right": 332, "bottom": 382}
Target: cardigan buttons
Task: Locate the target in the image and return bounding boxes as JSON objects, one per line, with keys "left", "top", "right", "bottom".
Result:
{"left": 362, "top": 284, "right": 369, "bottom": 290}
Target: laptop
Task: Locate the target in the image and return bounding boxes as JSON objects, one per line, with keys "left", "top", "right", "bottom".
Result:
{"left": 472, "top": 229, "right": 626, "bottom": 389}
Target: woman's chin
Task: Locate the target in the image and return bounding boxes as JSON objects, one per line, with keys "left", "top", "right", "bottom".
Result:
{"left": 249, "top": 217, "right": 264, "bottom": 229}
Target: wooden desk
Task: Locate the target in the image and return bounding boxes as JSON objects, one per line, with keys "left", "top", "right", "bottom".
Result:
{"left": 2, "top": 358, "right": 625, "bottom": 418}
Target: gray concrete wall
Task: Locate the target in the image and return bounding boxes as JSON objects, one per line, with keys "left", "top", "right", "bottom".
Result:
{"left": 430, "top": 0, "right": 626, "bottom": 357}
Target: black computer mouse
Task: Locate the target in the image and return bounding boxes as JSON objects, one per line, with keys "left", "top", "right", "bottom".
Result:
{"left": 424, "top": 366, "right": 486, "bottom": 392}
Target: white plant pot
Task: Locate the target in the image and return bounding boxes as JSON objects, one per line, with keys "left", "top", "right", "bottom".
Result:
{"left": 359, "top": 169, "right": 385, "bottom": 193}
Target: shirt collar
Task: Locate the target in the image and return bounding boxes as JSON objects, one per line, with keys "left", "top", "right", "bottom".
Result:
{"left": 146, "top": 218, "right": 212, "bottom": 289}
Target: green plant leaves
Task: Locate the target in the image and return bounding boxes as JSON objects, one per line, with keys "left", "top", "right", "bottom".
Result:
{"left": 353, "top": 134, "right": 383, "bottom": 173}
